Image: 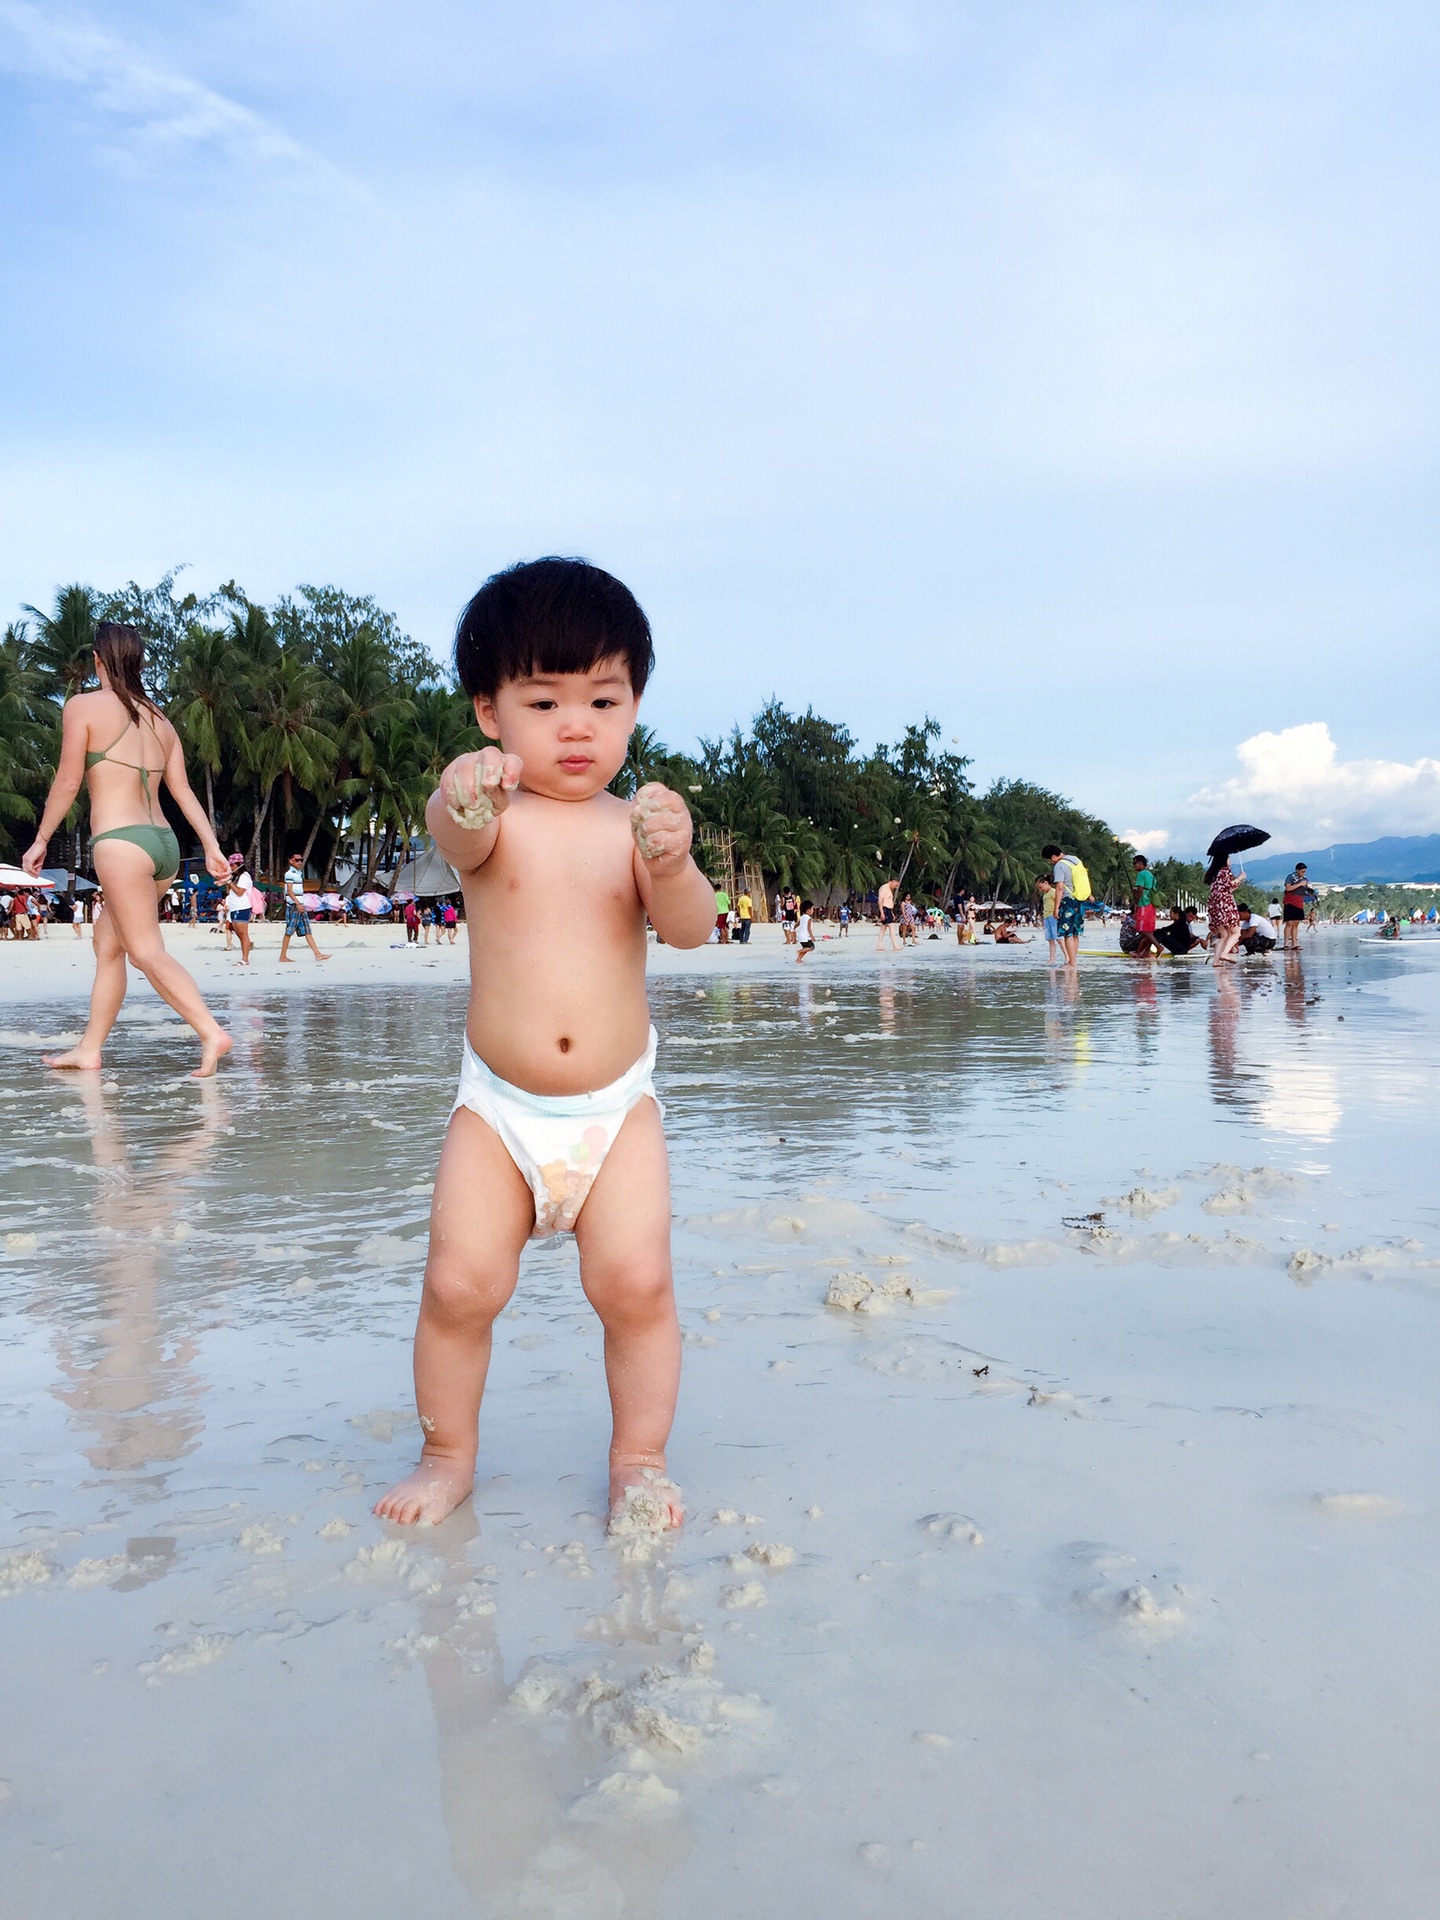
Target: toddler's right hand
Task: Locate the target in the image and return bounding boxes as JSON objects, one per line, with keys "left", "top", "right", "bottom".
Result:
{"left": 442, "top": 748, "right": 523, "bottom": 831}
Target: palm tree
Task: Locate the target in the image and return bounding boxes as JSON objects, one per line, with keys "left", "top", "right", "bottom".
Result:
{"left": 348, "top": 717, "right": 429, "bottom": 889}
{"left": 327, "top": 625, "right": 415, "bottom": 779}
{"left": 0, "top": 623, "right": 57, "bottom": 858}
{"left": 170, "top": 622, "right": 249, "bottom": 830}
{"left": 23, "top": 584, "right": 102, "bottom": 699}
{"left": 243, "top": 652, "right": 335, "bottom": 872}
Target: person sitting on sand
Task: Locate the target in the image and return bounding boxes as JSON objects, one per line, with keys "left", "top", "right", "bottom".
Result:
{"left": 23, "top": 622, "right": 233, "bottom": 1077}
{"left": 1237, "top": 906, "right": 1277, "bottom": 954}
{"left": 1153, "top": 905, "right": 1201, "bottom": 955}
{"left": 375, "top": 558, "right": 715, "bottom": 1535}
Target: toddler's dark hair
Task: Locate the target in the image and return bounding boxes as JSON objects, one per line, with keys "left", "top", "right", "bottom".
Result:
{"left": 454, "top": 557, "right": 654, "bottom": 701}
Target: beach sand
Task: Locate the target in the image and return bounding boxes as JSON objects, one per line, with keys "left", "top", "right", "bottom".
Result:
{"left": 1, "top": 925, "right": 1437, "bottom": 1916}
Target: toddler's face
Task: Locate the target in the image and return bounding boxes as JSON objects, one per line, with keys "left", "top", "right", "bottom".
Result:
{"left": 475, "top": 659, "right": 639, "bottom": 800}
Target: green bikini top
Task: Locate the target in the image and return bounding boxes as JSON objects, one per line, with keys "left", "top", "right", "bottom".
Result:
{"left": 86, "top": 714, "right": 166, "bottom": 821}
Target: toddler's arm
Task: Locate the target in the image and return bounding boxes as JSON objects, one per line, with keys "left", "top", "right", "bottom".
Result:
{"left": 630, "top": 783, "right": 718, "bottom": 948}
{"left": 426, "top": 747, "right": 523, "bottom": 872}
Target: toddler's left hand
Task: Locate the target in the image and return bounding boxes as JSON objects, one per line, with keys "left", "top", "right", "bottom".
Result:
{"left": 630, "top": 783, "right": 692, "bottom": 873}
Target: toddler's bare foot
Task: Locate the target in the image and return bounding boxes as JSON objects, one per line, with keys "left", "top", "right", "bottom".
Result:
{"left": 374, "top": 1453, "right": 475, "bottom": 1526}
{"left": 192, "top": 1031, "right": 233, "bottom": 1080}
{"left": 608, "top": 1458, "right": 684, "bottom": 1535}
{"left": 43, "top": 1046, "right": 103, "bottom": 1071}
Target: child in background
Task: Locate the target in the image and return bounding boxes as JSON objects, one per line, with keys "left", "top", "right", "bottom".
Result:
{"left": 796, "top": 899, "right": 815, "bottom": 962}
{"left": 375, "top": 558, "right": 715, "bottom": 1532}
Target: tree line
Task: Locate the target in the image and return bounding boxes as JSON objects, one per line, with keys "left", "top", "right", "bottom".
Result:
{"left": 4, "top": 571, "right": 1151, "bottom": 904}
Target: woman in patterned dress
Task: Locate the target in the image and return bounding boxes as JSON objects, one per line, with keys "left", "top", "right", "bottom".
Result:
{"left": 1206, "top": 852, "right": 1245, "bottom": 966}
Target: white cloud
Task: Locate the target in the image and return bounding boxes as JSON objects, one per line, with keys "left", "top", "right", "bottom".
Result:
{"left": 1188, "top": 723, "right": 1440, "bottom": 842}
{"left": 1121, "top": 828, "right": 1170, "bottom": 855}
{"left": 0, "top": 1, "right": 320, "bottom": 169}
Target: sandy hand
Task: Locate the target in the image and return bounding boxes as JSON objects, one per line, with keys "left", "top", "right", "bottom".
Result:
{"left": 443, "top": 747, "right": 523, "bottom": 831}
{"left": 630, "top": 783, "right": 692, "bottom": 870}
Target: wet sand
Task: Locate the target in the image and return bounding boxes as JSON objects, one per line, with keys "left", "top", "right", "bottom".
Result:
{"left": 2, "top": 929, "right": 1438, "bottom": 1916}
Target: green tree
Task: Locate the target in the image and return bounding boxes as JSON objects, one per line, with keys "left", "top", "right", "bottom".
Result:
{"left": 22, "top": 584, "right": 102, "bottom": 699}
{"left": 170, "top": 622, "right": 249, "bottom": 830}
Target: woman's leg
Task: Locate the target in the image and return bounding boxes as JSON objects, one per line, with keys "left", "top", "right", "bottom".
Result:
{"left": 85, "top": 843, "right": 232, "bottom": 1076}
{"left": 44, "top": 904, "right": 129, "bottom": 1070}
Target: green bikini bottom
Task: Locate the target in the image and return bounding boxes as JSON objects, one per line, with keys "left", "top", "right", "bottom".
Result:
{"left": 91, "top": 824, "right": 181, "bottom": 883}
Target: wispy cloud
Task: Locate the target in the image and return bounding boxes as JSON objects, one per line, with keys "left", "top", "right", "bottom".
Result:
{"left": 1188, "top": 723, "right": 1440, "bottom": 841}
{"left": 0, "top": 1, "right": 316, "bottom": 169}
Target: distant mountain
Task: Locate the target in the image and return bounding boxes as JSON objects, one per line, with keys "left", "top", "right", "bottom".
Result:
{"left": 1244, "top": 835, "right": 1440, "bottom": 885}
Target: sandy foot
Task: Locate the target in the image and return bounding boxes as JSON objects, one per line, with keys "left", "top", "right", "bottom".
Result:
{"left": 43, "top": 1046, "right": 103, "bottom": 1071}
{"left": 192, "top": 1031, "right": 234, "bottom": 1080}
{"left": 608, "top": 1460, "right": 685, "bottom": 1535}
{"left": 373, "top": 1453, "right": 475, "bottom": 1526}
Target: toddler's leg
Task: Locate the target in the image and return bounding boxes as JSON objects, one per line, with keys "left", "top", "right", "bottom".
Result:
{"left": 575, "top": 1098, "right": 683, "bottom": 1527}
{"left": 374, "top": 1107, "right": 533, "bottom": 1525}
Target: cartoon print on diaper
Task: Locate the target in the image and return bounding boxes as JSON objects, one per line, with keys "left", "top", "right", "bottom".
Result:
{"left": 533, "top": 1123, "right": 611, "bottom": 1236}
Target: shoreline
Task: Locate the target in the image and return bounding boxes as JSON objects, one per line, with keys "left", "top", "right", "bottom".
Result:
{"left": 4, "top": 919, "right": 1431, "bottom": 1017}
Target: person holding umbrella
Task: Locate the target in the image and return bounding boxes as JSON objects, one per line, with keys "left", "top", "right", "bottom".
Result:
{"left": 1204, "top": 824, "right": 1269, "bottom": 969}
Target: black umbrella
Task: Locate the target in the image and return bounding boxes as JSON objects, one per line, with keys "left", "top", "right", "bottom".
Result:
{"left": 1207, "top": 824, "right": 1270, "bottom": 858}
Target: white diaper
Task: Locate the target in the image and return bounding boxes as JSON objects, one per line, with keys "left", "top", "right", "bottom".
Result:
{"left": 450, "top": 1028, "right": 662, "bottom": 1238}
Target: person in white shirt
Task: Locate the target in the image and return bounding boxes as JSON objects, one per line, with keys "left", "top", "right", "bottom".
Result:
{"left": 1237, "top": 906, "right": 1277, "bottom": 954}
{"left": 796, "top": 899, "right": 816, "bottom": 964}
{"left": 225, "top": 855, "right": 254, "bottom": 966}
{"left": 278, "top": 854, "right": 330, "bottom": 965}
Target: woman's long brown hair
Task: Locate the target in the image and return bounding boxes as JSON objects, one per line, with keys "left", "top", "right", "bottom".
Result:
{"left": 92, "top": 622, "right": 158, "bottom": 727}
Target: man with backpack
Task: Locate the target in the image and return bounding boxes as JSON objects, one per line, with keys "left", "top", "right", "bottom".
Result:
{"left": 1042, "top": 843, "right": 1092, "bottom": 970}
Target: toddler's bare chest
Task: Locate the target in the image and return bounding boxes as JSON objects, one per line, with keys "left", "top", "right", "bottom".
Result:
{"left": 477, "top": 828, "right": 638, "bottom": 919}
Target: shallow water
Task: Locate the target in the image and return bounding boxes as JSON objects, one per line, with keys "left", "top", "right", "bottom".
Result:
{"left": 2, "top": 934, "right": 1438, "bottom": 1918}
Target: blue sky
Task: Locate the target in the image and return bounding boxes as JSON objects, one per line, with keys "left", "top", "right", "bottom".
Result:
{"left": 3, "top": 1, "right": 1437, "bottom": 855}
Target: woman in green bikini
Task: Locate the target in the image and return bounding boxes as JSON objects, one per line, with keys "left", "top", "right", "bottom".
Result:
{"left": 22, "top": 623, "right": 234, "bottom": 1077}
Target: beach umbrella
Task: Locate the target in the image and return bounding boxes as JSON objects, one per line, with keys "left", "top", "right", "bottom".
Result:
{"left": 301, "top": 892, "right": 322, "bottom": 910}
{"left": 1206, "top": 824, "right": 1271, "bottom": 858}
{"left": 357, "top": 891, "right": 390, "bottom": 915}
{"left": 0, "top": 864, "right": 55, "bottom": 889}
{"left": 320, "top": 892, "right": 345, "bottom": 911}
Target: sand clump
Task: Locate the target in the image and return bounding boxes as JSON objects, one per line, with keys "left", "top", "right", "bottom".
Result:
{"left": 507, "top": 1643, "right": 767, "bottom": 1823}
{"left": 139, "top": 1634, "right": 231, "bottom": 1684}
{"left": 825, "top": 1269, "right": 922, "bottom": 1313}
{"left": 237, "top": 1524, "right": 286, "bottom": 1556}
{"left": 1106, "top": 1186, "right": 1181, "bottom": 1214}
{"left": 720, "top": 1579, "right": 768, "bottom": 1609}
{"left": 743, "top": 1541, "right": 796, "bottom": 1570}
{"left": 1201, "top": 1166, "right": 1303, "bottom": 1215}
{"left": 0, "top": 1549, "right": 54, "bottom": 1599}
{"left": 918, "top": 1513, "right": 983, "bottom": 1547}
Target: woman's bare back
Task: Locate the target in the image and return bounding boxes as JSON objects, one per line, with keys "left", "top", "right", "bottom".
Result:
{"left": 78, "top": 689, "right": 175, "bottom": 833}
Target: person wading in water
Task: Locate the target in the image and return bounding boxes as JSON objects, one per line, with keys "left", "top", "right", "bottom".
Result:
{"left": 23, "top": 622, "right": 234, "bottom": 1077}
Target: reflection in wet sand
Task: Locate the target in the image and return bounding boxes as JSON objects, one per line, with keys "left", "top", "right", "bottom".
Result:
{"left": 409, "top": 1519, "right": 693, "bottom": 1919}
{"left": 46, "top": 1076, "right": 229, "bottom": 1475}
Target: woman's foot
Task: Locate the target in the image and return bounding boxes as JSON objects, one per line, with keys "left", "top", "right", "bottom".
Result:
{"left": 192, "top": 1031, "right": 234, "bottom": 1079}
{"left": 374, "top": 1453, "right": 475, "bottom": 1526}
{"left": 43, "top": 1046, "right": 102, "bottom": 1071}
